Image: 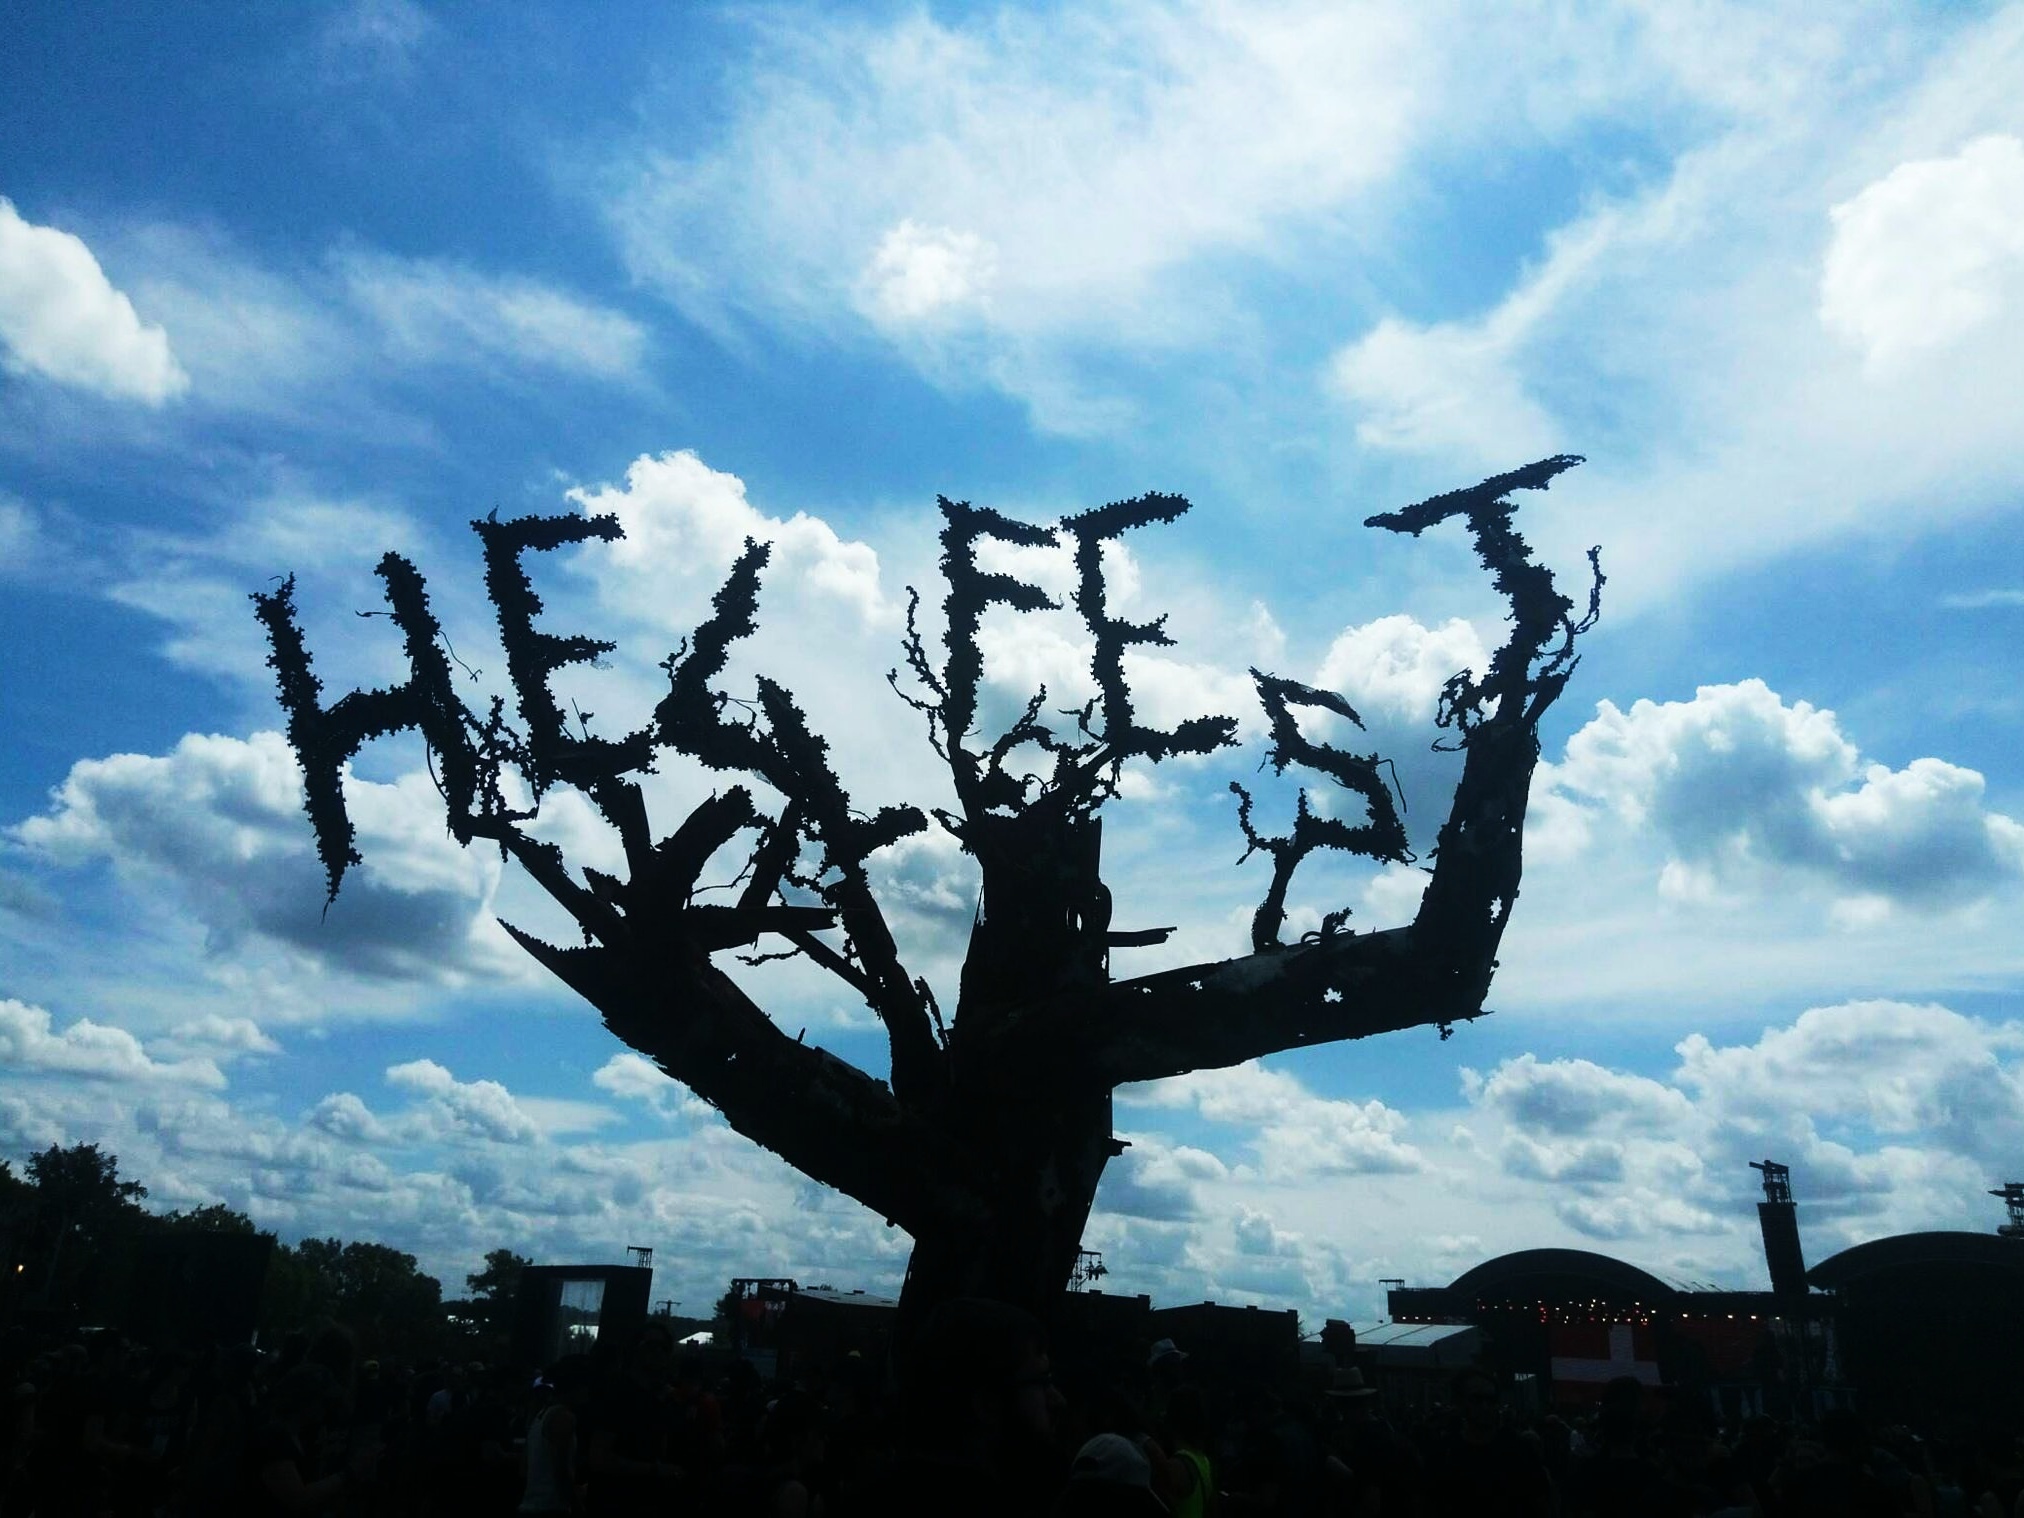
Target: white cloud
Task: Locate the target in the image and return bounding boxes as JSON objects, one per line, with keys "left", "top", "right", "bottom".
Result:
{"left": 1541, "top": 680, "right": 2024, "bottom": 913}
{"left": 1315, "top": 614, "right": 1490, "bottom": 725}
{"left": 1096, "top": 1136, "right": 1229, "bottom": 1223}
{"left": 1674, "top": 1000, "right": 2024, "bottom": 1167}
{"left": 160, "top": 1014, "right": 282, "bottom": 1057}
{"left": 0, "top": 198, "right": 188, "bottom": 403}
{"left": 1329, "top": 314, "right": 1560, "bottom": 467}
{"left": 1463, "top": 1053, "right": 1693, "bottom": 1136}
{"left": 9, "top": 731, "right": 519, "bottom": 989}
{"left": 1304, "top": 11, "right": 2024, "bottom": 611}
{"left": 1448, "top": 1000, "right": 2024, "bottom": 1258}
{"left": 307, "top": 1092, "right": 390, "bottom": 1144}
{"left": 1233, "top": 1204, "right": 1301, "bottom": 1258}
{"left": 602, "top": 0, "right": 1432, "bottom": 417}
{"left": 1327, "top": 167, "right": 1659, "bottom": 467}
{"left": 92, "top": 487, "right": 429, "bottom": 690}
{"left": 337, "top": 249, "right": 648, "bottom": 380}
{"left": 0, "top": 493, "right": 40, "bottom": 574}
{"left": 1820, "top": 134, "right": 2024, "bottom": 374}
{"left": 0, "top": 999, "right": 224, "bottom": 1088}
{"left": 591, "top": 1053, "right": 714, "bottom": 1123}
{"left": 1940, "top": 588, "right": 2024, "bottom": 611}
{"left": 386, "top": 1059, "right": 542, "bottom": 1145}
{"left": 21, "top": 216, "right": 638, "bottom": 430}
{"left": 1500, "top": 1132, "right": 1626, "bottom": 1185}
{"left": 594, "top": 0, "right": 1920, "bottom": 454}
{"left": 860, "top": 221, "right": 998, "bottom": 326}
{"left": 0, "top": 1015, "right": 922, "bottom": 1319}
{"left": 568, "top": 450, "right": 891, "bottom": 628}
{"left": 1126, "top": 1060, "right": 1425, "bottom": 1178}
{"left": 112, "top": 221, "right": 354, "bottom": 415}
{"left": 232, "top": 491, "right": 426, "bottom": 569}
{"left": 1555, "top": 1191, "right": 1728, "bottom": 1242}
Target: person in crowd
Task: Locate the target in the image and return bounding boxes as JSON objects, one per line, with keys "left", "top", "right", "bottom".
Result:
{"left": 2, "top": 1368, "right": 37, "bottom": 1515}
{"left": 867, "top": 1295, "right": 1069, "bottom": 1516}
{"left": 1161, "top": 1383, "right": 1216, "bottom": 1518}
{"left": 1145, "top": 1340, "right": 1191, "bottom": 1428}
{"left": 757, "top": 1387, "right": 830, "bottom": 1518}
{"left": 1423, "top": 1369, "right": 1553, "bottom": 1518}
{"left": 583, "top": 1321, "right": 685, "bottom": 1515}
{"left": 1562, "top": 1376, "right": 1664, "bottom": 1518}
{"left": 520, "top": 1354, "right": 592, "bottom": 1517}
{"left": 179, "top": 1342, "right": 261, "bottom": 1516}
{"left": 1319, "top": 1366, "right": 1418, "bottom": 1518}
{"left": 248, "top": 1362, "right": 379, "bottom": 1515}
{"left": 1055, "top": 1431, "right": 1172, "bottom": 1516}
{"left": 1773, "top": 1406, "right": 1900, "bottom": 1517}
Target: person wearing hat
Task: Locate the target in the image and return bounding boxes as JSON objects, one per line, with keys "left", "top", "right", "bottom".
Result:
{"left": 1427, "top": 1368, "right": 1552, "bottom": 1518}
{"left": 1144, "top": 1339, "right": 1189, "bottom": 1431}
{"left": 1055, "top": 1432, "right": 1170, "bottom": 1515}
{"left": 1321, "top": 1365, "right": 1420, "bottom": 1516}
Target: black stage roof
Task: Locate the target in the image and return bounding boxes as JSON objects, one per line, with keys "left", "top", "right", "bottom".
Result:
{"left": 1808, "top": 1230, "right": 2024, "bottom": 1289}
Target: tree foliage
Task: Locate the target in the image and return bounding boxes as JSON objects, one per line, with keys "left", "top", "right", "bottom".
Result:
{"left": 263, "top": 1236, "right": 443, "bottom": 1354}
{"left": 458, "top": 1245, "right": 529, "bottom": 1343}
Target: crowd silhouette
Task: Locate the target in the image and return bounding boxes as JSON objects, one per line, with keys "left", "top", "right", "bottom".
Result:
{"left": 4, "top": 1293, "right": 2020, "bottom": 1517}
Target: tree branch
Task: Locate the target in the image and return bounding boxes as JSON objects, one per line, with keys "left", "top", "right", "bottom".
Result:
{"left": 1022, "top": 458, "right": 1596, "bottom": 1088}
{"left": 985, "top": 718, "right": 1541, "bottom": 1088}
{"left": 501, "top": 925, "right": 973, "bottom": 1233}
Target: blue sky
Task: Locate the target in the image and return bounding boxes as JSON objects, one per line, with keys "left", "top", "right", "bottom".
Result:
{"left": 4, "top": 0, "right": 2024, "bottom": 1321}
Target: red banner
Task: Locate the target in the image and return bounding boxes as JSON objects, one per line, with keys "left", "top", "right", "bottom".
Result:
{"left": 1549, "top": 1323, "right": 1660, "bottom": 1390}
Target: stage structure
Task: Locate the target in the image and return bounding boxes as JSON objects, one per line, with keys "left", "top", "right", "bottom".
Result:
{"left": 512, "top": 1263, "right": 652, "bottom": 1368}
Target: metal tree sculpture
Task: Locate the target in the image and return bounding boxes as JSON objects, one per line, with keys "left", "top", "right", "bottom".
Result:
{"left": 253, "top": 455, "right": 1599, "bottom": 1330}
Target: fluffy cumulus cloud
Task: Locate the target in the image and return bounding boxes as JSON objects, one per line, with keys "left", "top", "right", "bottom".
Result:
{"left": 1458, "top": 999, "right": 2024, "bottom": 1255}
{"left": 2, "top": 992, "right": 2010, "bottom": 1320}
{"left": 1463, "top": 1054, "right": 1693, "bottom": 1136}
{"left": 385, "top": 1059, "right": 542, "bottom": 1145}
{"left": 1126, "top": 1060, "right": 1425, "bottom": 1179}
{"left": 1674, "top": 1001, "right": 2024, "bottom": 1171}
{"left": 0, "top": 999, "right": 224, "bottom": 1088}
{"left": 860, "top": 221, "right": 999, "bottom": 326}
{"left": 1316, "top": 614, "right": 1491, "bottom": 726}
{"left": 9, "top": 731, "right": 519, "bottom": 989}
{"left": 1539, "top": 680, "right": 2024, "bottom": 914}
{"left": 590, "top": 1054, "right": 715, "bottom": 1123}
{"left": 307, "top": 1092, "right": 390, "bottom": 1144}
{"left": 568, "top": 450, "right": 891, "bottom": 629}
{"left": 1096, "top": 1136, "right": 1228, "bottom": 1222}
{"left": 0, "top": 1045, "right": 846, "bottom": 1301}
{"left": 0, "top": 198, "right": 188, "bottom": 403}
{"left": 1820, "top": 134, "right": 2024, "bottom": 374}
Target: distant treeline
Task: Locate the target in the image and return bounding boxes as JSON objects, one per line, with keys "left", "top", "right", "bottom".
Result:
{"left": 0, "top": 1142, "right": 525, "bottom": 1359}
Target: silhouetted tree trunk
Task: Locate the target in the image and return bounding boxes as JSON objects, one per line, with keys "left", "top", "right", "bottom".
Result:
{"left": 253, "top": 458, "right": 1600, "bottom": 1340}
